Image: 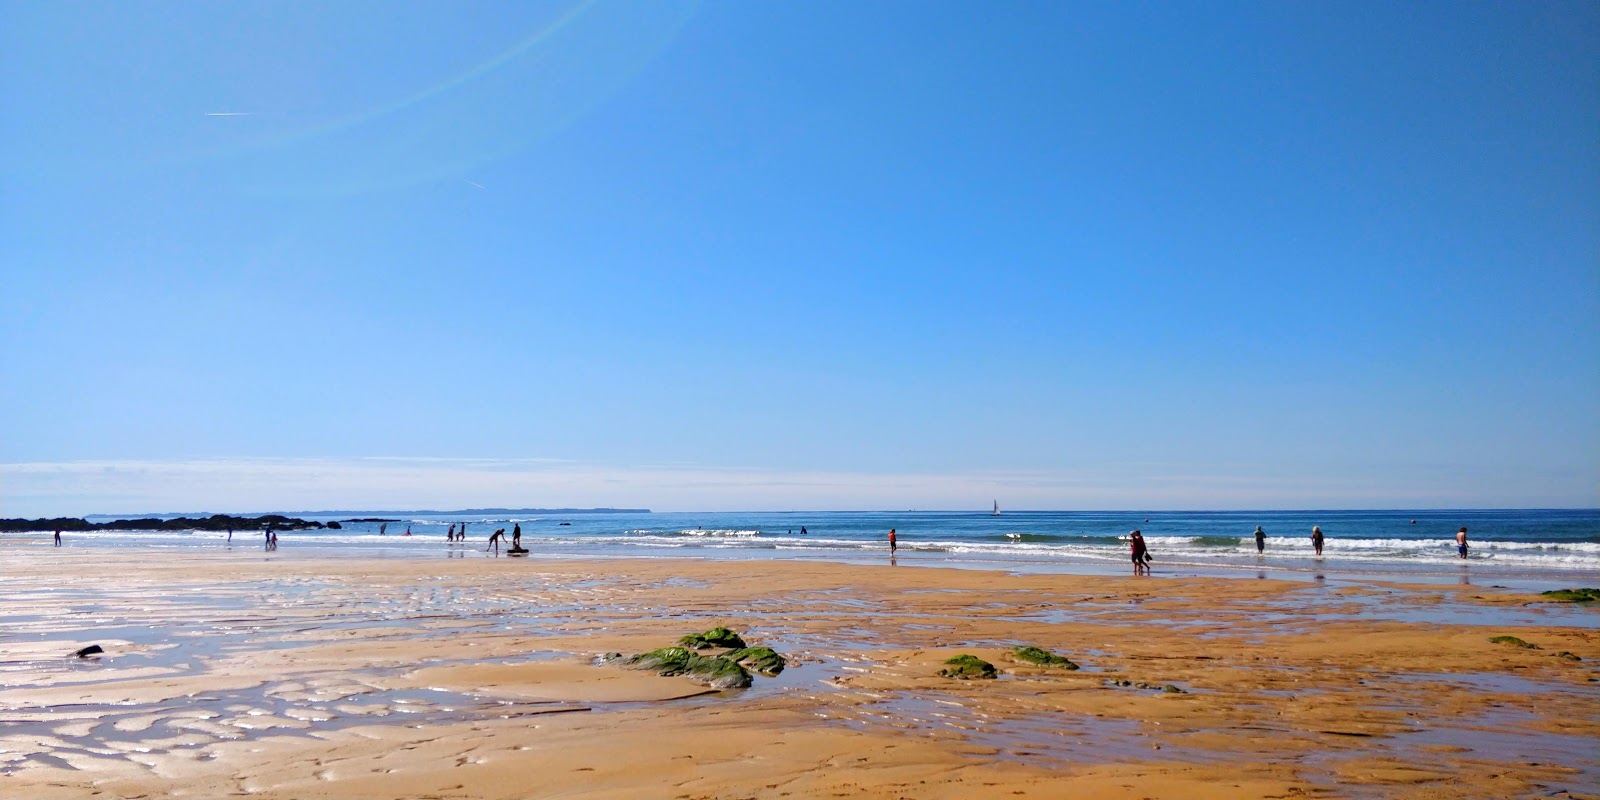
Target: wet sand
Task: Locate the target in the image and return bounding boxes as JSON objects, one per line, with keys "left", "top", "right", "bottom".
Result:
{"left": 2, "top": 547, "right": 1597, "bottom": 799}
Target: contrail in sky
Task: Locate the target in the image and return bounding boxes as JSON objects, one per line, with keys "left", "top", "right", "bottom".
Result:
{"left": 465, "top": 180, "right": 486, "bottom": 189}
{"left": 204, "top": 112, "right": 254, "bottom": 117}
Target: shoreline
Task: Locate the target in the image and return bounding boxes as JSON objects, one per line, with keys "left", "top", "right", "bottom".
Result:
{"left": 2, "top": 549, "right": 1597, "bottom": 798}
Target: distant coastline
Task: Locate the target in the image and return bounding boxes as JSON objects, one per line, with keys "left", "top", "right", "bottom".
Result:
{"left": 79, "top": 507, "right": 653, "bottom": 520}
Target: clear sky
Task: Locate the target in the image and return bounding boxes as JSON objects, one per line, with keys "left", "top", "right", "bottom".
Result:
{"left": 2, "top": 1, "right": 1597, "bottom": 515}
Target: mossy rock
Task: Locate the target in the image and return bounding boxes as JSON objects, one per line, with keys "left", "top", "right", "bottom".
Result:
{"left": 940, "top": 654, "right": 997, "bottom": 680}
{"left": 1012, "top": 645, "right": 1079, "bottom": 670}
{"left": 1161, "top": 684, "right": 1187, "bottom": 694}
{"left": 623, "top": 647, "right": 752, "bottom": 688}
{"left": 624, "top": 646, "right": 695, "bottom": 674}
{"left": 727, "top": 646, "right": 786, "bottom": 675}
{"left": 1539, "top": 588, "right": 1600, "bottom": 603}
{"left": 679, "top": 627, "right": 748, "bottom": 650}
{"left": 682, "top": 654, "right": 752, "bottom": 688}
{"left": 1488, "top": 635, "right": 1540, "bottom": 650}
{"left": 1554, "top": 651, "right": 1582, "bottom": 662}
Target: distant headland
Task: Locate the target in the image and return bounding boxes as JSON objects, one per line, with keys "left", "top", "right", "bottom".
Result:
{"left": 0, "top": 514, "right": 326, "bottom": 533}
{"left": 267, "top": 508, "right": 652, "bottom": 516}
{"left": 2, "top": 508, "right": 650, "bottom": 533}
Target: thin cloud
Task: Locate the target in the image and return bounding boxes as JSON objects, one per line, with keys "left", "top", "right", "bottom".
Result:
{"left": 204, "top": 112, "right": 255, "bottom": 117}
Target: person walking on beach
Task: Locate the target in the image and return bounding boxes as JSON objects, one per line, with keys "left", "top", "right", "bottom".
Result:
{"left": 1311, "top": 526, "right": 1324, "bottom": 556}
{"left": 227, "top": 528, "right": 233, "bottom": 543}
{"left": 1456, "top": 527, "right": 1469, "bottom": 559}
{"left": 459, "top": 523, "right": 468, "bottom": 540}
{"left": 1130, "top": 530, "right": 1150, "bottom": 575}
{"left": 1254, "top": 525, "right": 1266, "bottom": 554}
{"left": 53, "top": 529, "right": 61, "bottom": 547}
{"left": 447, "top": 523, "right": 456, "bottom": 541}
{"left": 888, "top": 528, "right": 897, "bottom": 554}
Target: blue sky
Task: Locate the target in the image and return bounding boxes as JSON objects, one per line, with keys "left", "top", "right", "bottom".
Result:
{"left": 2, "top": 1, "right": 1596, "bottom": 515}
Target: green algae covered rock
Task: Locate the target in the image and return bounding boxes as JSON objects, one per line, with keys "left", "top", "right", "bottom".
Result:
{"left": 679, "top": 627, "right": 748, "bottom": 650}
{"left": 1011, "top": 645, "right": 1079, "bottom": 670}
{"left": 940, "top": 654, "right": 997, "bottom": 680}
{"left": 625, "top": 646, "right": 695, "bottom": 674}
{"left": 624, "top": 647, "right": 752, "bottom": 688}
{"left": 727, "top": 646, "right": 786, "bottom": 675}
{"left": 683, "top": 655, "right": 753, "bottom": 689}
{"left": 1488, "top": 635, "right": 1540, "bottom": 650}
{"left": 1540, "top": 588, "right": 1600, "bottom": 602}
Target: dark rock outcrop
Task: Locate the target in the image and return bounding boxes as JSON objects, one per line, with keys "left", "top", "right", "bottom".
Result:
{"left": 72, "top": 645, "right": 104, "bottom": 658}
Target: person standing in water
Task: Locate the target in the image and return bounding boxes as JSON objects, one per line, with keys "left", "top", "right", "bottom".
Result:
{"left": 487, "top": 528, "right": 505, "bottom": 553}
{"left": 447, "top": 523, "right": 456, "bottom": 541}
{"left": 379, "top": 523, "right": 387, "bottom": 536}
{"left": 1130, "top": 530, "right": 1150, "bottom": 575}
{"left": 1311, "top": 525, "right": 1325, "bottom": 556}
{"left": 512, "top": 523, "right": 522, "bottom": 550}
{"left": 1456, "top": 527, "right": 1469, "bottom": 559}
{"left": 54, "top": 529, "right": 61, "bottom": 547}
{"left": 887, "top": 528, "right": 897, "bottom": 554}
{"left": 1253, "top": 525, "right": 1266, "bottom": 554}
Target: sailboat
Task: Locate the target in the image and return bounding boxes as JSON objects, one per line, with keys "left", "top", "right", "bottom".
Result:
{"left": 992, "top": 500, "right": 1001, "bottom": 517}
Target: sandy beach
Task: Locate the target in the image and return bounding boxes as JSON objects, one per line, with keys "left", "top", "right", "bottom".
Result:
{"left": 2, "top": 545, "right": 1597, "bottom": 799}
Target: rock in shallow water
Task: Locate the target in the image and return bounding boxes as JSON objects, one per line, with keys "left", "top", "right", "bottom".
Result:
{"left": 624, "top": 647, "right": 753, "bottom": 689}
{"left": 726, "top": 646, "right": 786, "bottom": 675}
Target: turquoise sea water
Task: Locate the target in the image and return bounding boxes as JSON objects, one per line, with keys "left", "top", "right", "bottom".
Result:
{"left": 38, "top": 509, "right": 1600, "bottom": 587}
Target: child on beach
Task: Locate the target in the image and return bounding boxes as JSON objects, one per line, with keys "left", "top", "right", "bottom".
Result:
{"left": 1311, "top": 526, "right": 1324, "bottom": 556}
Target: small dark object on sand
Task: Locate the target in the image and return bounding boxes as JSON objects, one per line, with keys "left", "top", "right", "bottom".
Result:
{"left": 72, "top": 645, "right": 104, "bottom": 658}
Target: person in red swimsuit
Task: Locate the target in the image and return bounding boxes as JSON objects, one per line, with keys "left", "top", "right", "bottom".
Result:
{"left": 888, "top": 528, "right": 897, "bottom": 554}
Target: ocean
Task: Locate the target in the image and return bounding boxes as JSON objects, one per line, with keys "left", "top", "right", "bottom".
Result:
{"left": 41, "top": 509, "right": 1600, "bottom": 588}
